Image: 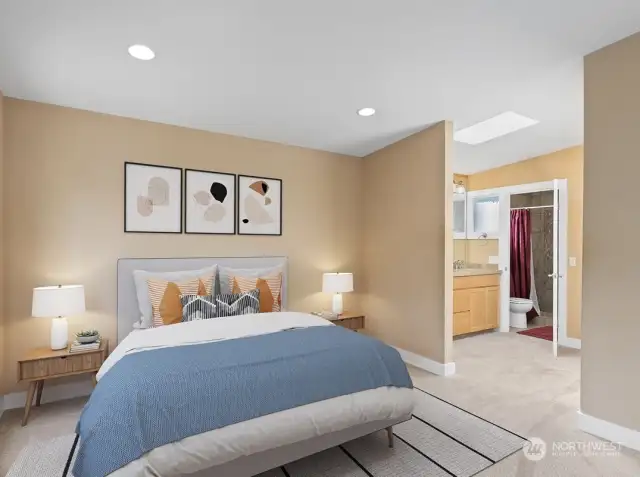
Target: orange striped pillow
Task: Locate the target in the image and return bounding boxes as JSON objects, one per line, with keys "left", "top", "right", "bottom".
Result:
{"left": 148, "top": 275, "right": 214, "bottom": 326}
{"left": 231, "top": 274, "right": 282, "bottom": 313}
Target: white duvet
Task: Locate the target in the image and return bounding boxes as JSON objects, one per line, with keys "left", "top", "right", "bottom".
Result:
{"left": 102, "top": 312, "right": 415, "bottom": 477}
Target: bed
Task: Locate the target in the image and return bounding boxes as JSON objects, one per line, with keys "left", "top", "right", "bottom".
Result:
{"left": 70, "top": 257, "right": 414, "bottom": 477}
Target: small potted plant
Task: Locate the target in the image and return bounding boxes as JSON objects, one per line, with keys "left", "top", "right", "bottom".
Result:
{"left": 76, "top": 329, "right": 100, "bottom": 344}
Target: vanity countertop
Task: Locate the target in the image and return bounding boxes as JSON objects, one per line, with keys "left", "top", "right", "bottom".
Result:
{"left": 453, "top": 268, "right": 502, "bottom": 277}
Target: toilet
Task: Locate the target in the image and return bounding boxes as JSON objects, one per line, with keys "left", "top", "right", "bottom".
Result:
{"left": 509, "top": 298, "right": 533, "bottom": 329}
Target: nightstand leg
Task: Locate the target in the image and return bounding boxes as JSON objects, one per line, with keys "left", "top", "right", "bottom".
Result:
{"left": 386, "top": 426, "right": 394, "bottom": 448}
{"left": 35, "top": 380, "right": 44, "bottom": 407}
{"left": 22, "top": 382, "right": 37, "bottom": 426}
{"left": 92, "top": 373, "right": 98, "bottom": 387}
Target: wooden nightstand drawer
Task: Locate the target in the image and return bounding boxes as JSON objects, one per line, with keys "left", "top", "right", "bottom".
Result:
{"left": 17, "top": 340, "right": 108, "bottom": 426}
{"left": 326, "top": 313, "right": 365, "bottom": 331}
{"left": 19, "top": 353, "right": 104, "bottom": 381}
{"left": 334, "top": 316, "right": 364, "bottom": 330}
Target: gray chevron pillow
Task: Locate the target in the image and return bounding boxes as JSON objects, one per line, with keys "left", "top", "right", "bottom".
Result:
{"left": 215, "top": 289, "right": 260, "bottom": 317}
{"left": 181, "top": 294, "right": 216, "bottom": 322}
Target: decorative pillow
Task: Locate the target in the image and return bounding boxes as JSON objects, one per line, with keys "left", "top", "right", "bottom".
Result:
{"left": 231, "top": 274, "right": 282, "bottom": 313}
{"left": 218, "top": 265, "right": 284, "bottom": 295}
{"left": 181, "top": 294, "right": 217, "bottom": 322}
{"left": 133, "top": 265, "right": 217, "bottom": 328}
{"left": 147, "top": 275, "right": 214, "bottom": 327}
{"left": 216, "top": 289, "right": 261, "bottom": 317}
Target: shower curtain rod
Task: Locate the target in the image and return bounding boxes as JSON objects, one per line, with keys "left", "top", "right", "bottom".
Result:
{"left": 511, "top": 205, "right": 554, "bottom": 210}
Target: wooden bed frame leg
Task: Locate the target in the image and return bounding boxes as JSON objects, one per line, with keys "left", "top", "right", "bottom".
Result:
{"left": 386, "top": 426, "right": 394, "bottom": 448}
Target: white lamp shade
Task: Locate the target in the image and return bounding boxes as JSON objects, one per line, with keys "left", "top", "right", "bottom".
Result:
{"left": 322, "top": 273, "right": 354, "bottom": 293}
{"left": 32, "top": 285, "right": 86, "bottom": 318}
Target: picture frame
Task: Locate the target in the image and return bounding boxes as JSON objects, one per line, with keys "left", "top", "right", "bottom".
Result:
{"left": 237, "top": 175, "right": 283, "bottom": 236}
{"left": 124, "top": 162, "right": 183, "bottom": 233}
{"left": 184, "top": 169, "right": 236, "bottom": 235}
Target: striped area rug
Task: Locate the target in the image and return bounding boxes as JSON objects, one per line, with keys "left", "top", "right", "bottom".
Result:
{"left": 260, "top": 388, "right": 527, "bottom": 477}
{"left": 8, "top": 389, "right": 527, "bottom": 477}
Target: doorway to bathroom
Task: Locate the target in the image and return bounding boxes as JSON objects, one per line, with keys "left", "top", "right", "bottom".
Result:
{"left": 510, "top": 193, "right": 554, "bottom": 327}
{"left": 497, "top": 179, "right": 568, "bottom": 357}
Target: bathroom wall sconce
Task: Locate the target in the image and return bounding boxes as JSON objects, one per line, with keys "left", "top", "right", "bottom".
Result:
{"left": 454, "top": 181, "right": 466, "bottom": 194}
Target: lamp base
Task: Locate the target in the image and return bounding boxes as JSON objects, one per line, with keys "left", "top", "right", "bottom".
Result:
{"left": 51, "top": 317, "right": 69, "bottom": 350}
{"left": 332, "top": 293, "right": 344, "bottom": 315}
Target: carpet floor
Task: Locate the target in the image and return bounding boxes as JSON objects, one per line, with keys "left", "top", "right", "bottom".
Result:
{"left": 7, "top": 388, "right": 526, "bottom": 477}
{"left": 517, "top": 325, "right": 553, "bottom": 341}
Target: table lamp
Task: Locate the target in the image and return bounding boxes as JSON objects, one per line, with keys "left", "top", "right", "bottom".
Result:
{"left": 32, "top": 285, "right": 86, "bottom": 350}
{"left": 322, "top": 272, "right": 353, "bottom": 315}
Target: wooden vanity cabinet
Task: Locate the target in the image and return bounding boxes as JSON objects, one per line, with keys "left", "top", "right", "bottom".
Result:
{"left": 453, "top": 275, "right": 500, "bottom": 336}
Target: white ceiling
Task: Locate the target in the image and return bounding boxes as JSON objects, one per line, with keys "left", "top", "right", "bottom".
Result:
{"left": 1, "top": 1, "right": 640, "bottom": 173}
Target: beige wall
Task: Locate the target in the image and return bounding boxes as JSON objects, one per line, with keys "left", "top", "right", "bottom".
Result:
{"left": 461, "top": 146, "right": 583, "bottom": 339}
{"left": 1, "top": 99, "right": 364, "bottom": 393}
{"left": 466, "top": 239, "right": 499, "bottom": 266}
{"left": 453, "top": 240, "right": 468, "bottom": 262}
{"left": 363, "top": 121, "right": 453, "bottom": 363}
{"left": 0, "top": 91, "right": 4, "bottom": 395}
{"left": 583, "top": 32, "right": 640, "bottom": 431}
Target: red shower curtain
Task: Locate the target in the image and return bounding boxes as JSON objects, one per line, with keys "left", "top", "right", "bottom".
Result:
{"left": 510, "top": 210, "right": 538, "bottom": 320}
{"left": 510, "top": 210, "right": 530, "bottom": 299}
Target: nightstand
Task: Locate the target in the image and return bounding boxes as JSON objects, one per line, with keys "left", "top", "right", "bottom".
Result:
{"left": 17, "top": 340, "right": 108, "bottom": 426}
{"left": 330, "top": 313, "right": 365, "bottom": 331}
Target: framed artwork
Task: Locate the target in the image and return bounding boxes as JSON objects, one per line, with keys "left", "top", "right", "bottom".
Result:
{"left": 237, "top": 175, "right": 282, "bottom": 236}
{"left": 124, "top": 162, "right": 183, "bottom": 233}
{"left": 185, "top": 169, "right": 236, "bottom": 234}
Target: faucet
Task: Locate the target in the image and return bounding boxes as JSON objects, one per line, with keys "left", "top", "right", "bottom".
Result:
{"left": 453, "top": 260, "right": 465, "bottom": 271}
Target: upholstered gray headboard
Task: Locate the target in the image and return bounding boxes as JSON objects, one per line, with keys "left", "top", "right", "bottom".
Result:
{"left": 117, "top": 256, "right": 288, "bottom": 344}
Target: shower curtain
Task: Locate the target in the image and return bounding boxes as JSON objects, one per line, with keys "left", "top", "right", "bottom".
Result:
{"left": 510, "top": 209, "right": 539, "bottom": 320}
{"left": 529, "top": 235, "right": 541, "bottom": 316}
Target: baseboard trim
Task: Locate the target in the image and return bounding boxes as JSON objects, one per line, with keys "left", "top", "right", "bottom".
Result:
{"left": 578, "top": 410, "right": 640, "bottom": 452}
{"left": 2, "top": 380, "right": 93, "bottom": 411}
{"left": 559, "top": 336, "right": 581, "bottom": 349}
{"left": 394, "top": 347, "right": 456, "bottom": 376}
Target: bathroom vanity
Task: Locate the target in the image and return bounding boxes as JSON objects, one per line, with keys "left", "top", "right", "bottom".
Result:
{"left": 453, "top": 270, "right": 501, "bottom": 336}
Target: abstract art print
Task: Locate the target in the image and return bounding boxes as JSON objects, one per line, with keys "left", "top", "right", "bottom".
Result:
{"left": 124, "top": 162, "right": 182, "bottom": 233}
{"left": 185, "top": 169, "right": 236, "bottom": 234}
{"left": 237, "top": 175, "right": 282, "bottom": 235}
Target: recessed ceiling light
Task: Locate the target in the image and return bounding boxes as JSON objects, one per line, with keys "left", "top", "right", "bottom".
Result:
{"left": 454, "top": 112, "right": 538, "bottom": 145}
{"left": 128, "top": 44, "right": 155, "bottom": 61}
{"left": 357, "top": 107, "right": 376, "bottom": 117}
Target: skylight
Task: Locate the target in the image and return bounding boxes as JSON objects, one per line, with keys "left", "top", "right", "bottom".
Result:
{"left": 454, "top": 112, "right": 539, "bottom": 145}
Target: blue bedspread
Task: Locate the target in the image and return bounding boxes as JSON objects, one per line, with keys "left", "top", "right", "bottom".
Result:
{"left": 73, "top": 326, "right": 412, "bottom": 476}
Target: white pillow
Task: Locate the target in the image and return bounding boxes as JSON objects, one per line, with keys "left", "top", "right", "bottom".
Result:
{"left": 132, "top": 319, "right": 148, "bottom": 331}
{"left": 219, "top": 265, "right": 285, "bottom": 295}
{"left": 133, "top": 265, "right": 218, "bottom": 328}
